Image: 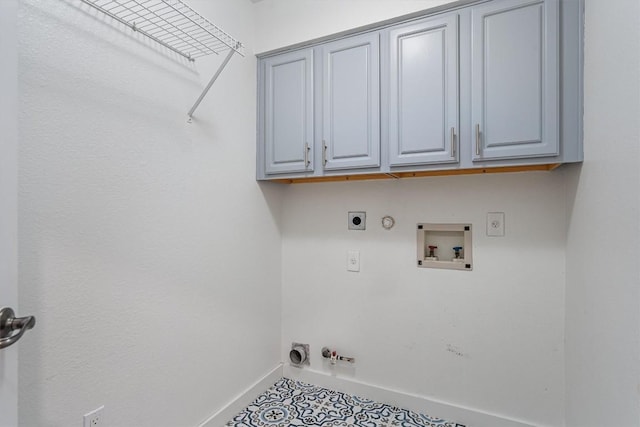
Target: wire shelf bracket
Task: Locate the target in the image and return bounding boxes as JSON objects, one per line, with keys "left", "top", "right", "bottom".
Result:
{"left": 79, "top": 0, "right": 245, "bottom": 119}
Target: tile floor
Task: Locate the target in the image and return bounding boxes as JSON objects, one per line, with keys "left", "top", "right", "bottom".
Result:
{"left": 226, "top": 378, "right": 465, "bottom": 427}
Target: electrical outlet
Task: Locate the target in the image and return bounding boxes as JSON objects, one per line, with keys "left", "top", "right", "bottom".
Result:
{"left": 487, "top": 212, "right": 505, "bottom": 237}
{"left": 347, "top": 250, "right": 360, "bottom": 272}
{"left": 84, "top": 406, "right": 104, "bottom": 427}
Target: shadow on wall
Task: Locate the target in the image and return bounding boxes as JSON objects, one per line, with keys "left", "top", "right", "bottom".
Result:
{"left": 563, "top": 162, "right": 582, "bottom": 238}
{"left": 257, "top": 181, "right": 287, "bottom": 233}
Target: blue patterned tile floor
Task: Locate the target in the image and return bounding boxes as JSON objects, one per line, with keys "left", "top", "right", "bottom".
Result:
{"left": 226, "top": 378, "right": 466, "bottom": 427}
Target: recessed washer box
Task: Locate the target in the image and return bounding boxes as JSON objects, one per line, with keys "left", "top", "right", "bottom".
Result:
{"left": 417, "top": 223, "right": 472, "bottom": 271}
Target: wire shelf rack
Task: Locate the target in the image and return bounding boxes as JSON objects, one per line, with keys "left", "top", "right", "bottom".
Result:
{"left": 79, "top": 0, "right": 245, "bottom": 118}
{"left": 80, "top": 0, "right": 244, "bottom": 61}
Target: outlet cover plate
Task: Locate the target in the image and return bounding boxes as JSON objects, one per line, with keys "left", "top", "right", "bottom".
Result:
{"left": 347, "top": 250, "right": 360, "bottom": 272}
{"left": 84, "top": 406, "right": 104, "bottom": 427}
{"left": 487, "top": 212, "right": 505, "bottom": 237}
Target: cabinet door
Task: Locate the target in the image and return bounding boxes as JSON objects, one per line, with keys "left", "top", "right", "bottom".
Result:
{"left": 264, "top": 49, "right": 314, "bottom": 174}
{"left": 322, "top": 33, "right": 380, "bottom": 170}
{"left": 471, "top": 0, "right": 558, "bottom": 161}
{"left": 389, "top": 14, "right": 459, "bottom": 166}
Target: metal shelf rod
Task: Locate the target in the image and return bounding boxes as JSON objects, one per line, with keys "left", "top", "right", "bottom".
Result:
{"left": 188, "top": 47, "right": 237, "bottom": 119}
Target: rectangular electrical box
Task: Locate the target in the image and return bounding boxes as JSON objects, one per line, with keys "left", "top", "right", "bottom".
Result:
{"left": 417, "top": 223, "right": 472, "bottom": 271}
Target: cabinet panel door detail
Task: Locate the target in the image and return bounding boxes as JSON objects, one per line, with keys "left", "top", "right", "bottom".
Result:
{"left": 471, "top": 0, "right": 558, "bottom": 160}
{"left": 322, "top": 33, "right": 380, "bottom": 170}
{"left": 389, "top": 14, "right": 459, "bottom": 166}
{"left": 264, "top": 50, "right": 314, "bottom": 174}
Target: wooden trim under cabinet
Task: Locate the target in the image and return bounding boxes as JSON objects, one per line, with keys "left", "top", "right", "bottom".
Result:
{"left": 270, "top": 163, "right": 561, "bottom": 184}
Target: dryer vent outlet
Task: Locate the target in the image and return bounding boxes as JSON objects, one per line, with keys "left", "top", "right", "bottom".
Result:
{"left": 290, "top": 343, "right": 310, "bottom": 366}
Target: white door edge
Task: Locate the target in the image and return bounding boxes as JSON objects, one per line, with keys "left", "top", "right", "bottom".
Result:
{"left": 0, "top": 0, "right": 20, "bottom": 425}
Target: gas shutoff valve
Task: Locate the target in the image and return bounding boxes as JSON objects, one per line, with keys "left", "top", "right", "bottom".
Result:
{"left": 321, "top": 347, "right": 355, "bottom": 365}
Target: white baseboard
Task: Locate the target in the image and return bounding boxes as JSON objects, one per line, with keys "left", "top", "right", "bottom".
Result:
{"left": 197, "top": 364, "right": 283, "bottom": 427}
{"left": 283, "top": 365, "right": 535, "bottom": 427}
{"left": 196, "top": 363, "right": 536, "bottom": 427}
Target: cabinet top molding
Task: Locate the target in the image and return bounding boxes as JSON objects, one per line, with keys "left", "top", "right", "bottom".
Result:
{"left": 256, "top": 0, "right": 497, "bottom": 57}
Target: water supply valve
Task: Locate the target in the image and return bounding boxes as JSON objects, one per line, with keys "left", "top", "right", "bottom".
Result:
{"left": 452, "top": 246, "right": 463, "bottom": 262}
{"left": 426, "top": 245, "right": 438, "bottom": 261}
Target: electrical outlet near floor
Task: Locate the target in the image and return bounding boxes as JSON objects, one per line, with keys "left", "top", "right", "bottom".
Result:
{"left": 83, "top": 406, "right": 104, "bottom": 427}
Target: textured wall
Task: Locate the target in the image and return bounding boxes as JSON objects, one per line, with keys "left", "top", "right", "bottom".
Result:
{"left": 17, "top": 1, "right": 283, "bottom": 426}
{"left": 565, "top": 0, "right": 640, "bottom": 425}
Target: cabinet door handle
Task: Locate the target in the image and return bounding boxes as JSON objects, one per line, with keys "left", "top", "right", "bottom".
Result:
{"left": 323, "top": 141, "right": 328, "bottom": 166}
{"left": 450, "top": 127, "right": 456, "bottom": 158}
{"left": 304, "top": 142, "right": 310, "bottom": 167}
{"left": 475, "top": 124, "right": 481, "bottom": 156}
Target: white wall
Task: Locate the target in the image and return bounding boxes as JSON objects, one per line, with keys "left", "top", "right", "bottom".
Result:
{"left": 565, "top": 1, "right": 640, "bottom": 426}
{"left": 280, "top": 175, "right": 567, "bottom": 426}
{"left": 253, "top": 0, "right": 454, "bottom": 53}
{"left": 257, "top": 2, "right": 566, "bottom": 426}
{"left": 17, "top": 1, "right": 283, "bottom": 426}
{"left": 15, "top": 0, "right": 640, "bottom": 426}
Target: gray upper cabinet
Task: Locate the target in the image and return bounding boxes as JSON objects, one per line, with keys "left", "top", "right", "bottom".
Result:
{"left": 471, "top": 0, "right": 559, "bottom": 161}
{"left": 256, "top": 0, "right": 582, "bottom": 181}
{"left": 389, "top": 13, "right": 459, "bottom": 167}
{"left": 263, "top": 49, "right": 314, "bottom": 175}
{"left": 321, "top": 33, "right": 380, "bottom": 170}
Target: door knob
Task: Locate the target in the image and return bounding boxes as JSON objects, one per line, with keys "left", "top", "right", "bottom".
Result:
{"left": 0, "top": 307, "right": 35, "bottom": 350}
